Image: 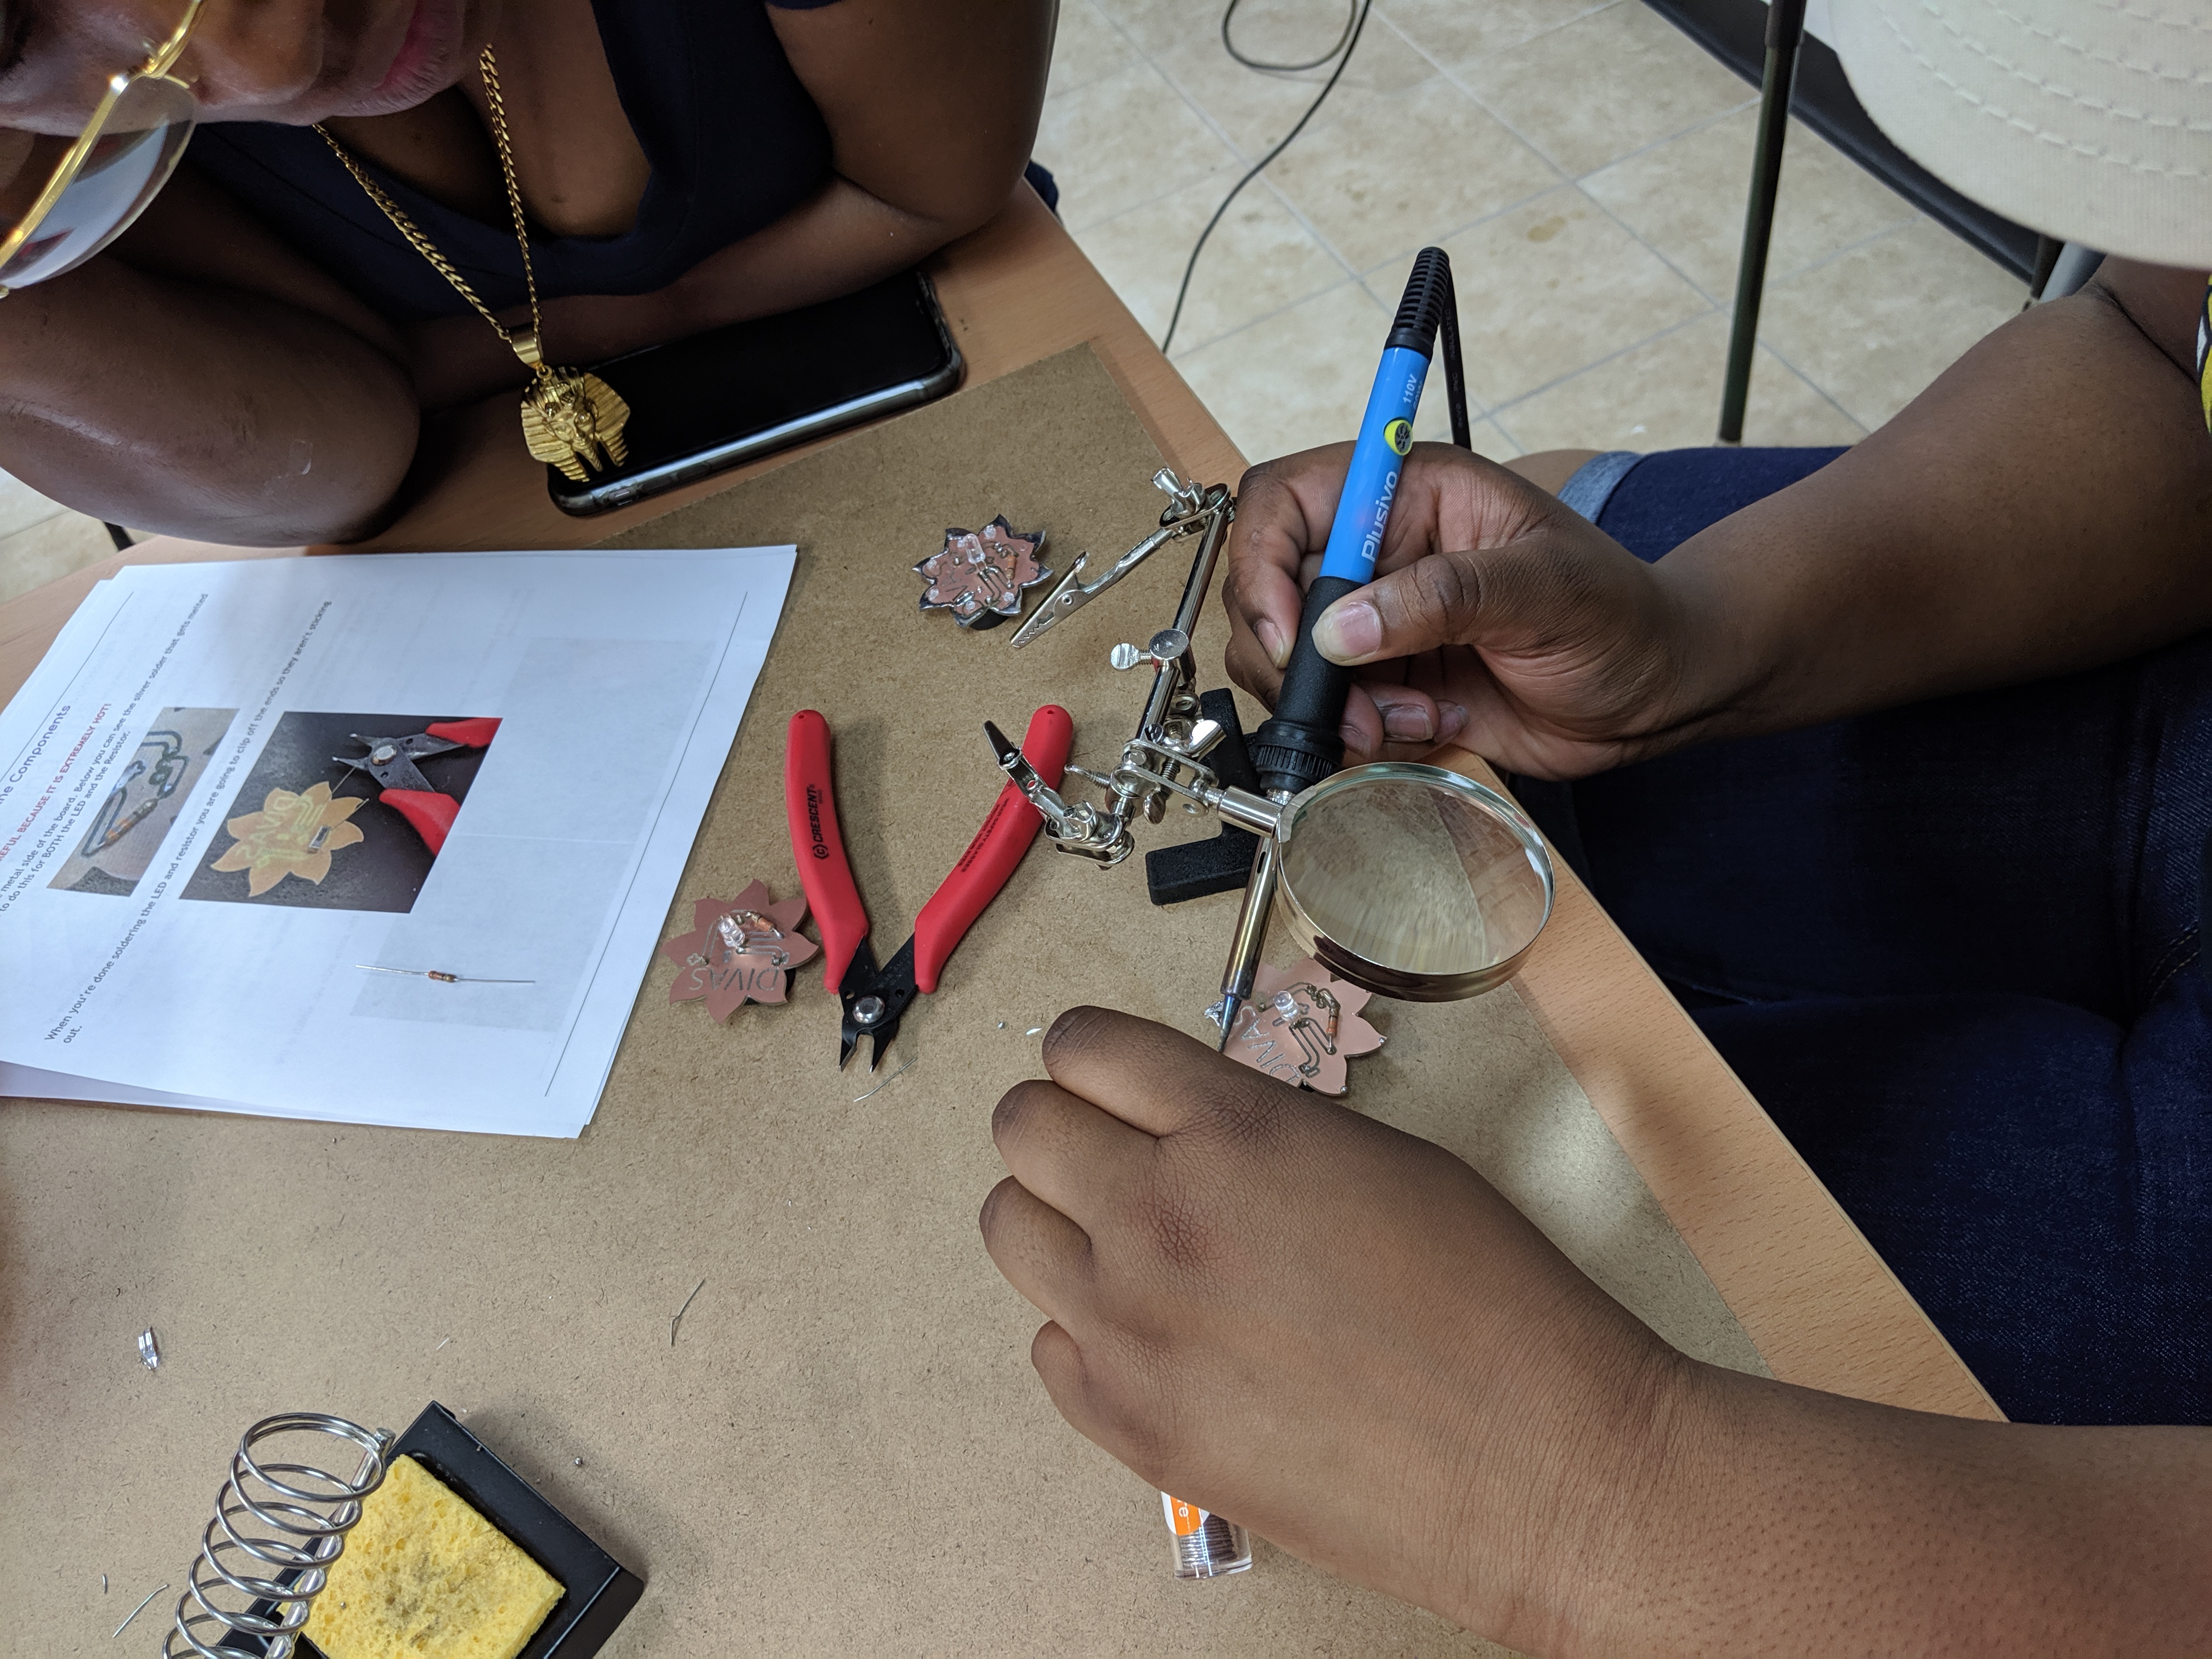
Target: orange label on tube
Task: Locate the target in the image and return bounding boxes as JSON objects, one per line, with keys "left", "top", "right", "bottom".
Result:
{"left": 1163, "top": 1492, "right": 1206, "bottom": 1536}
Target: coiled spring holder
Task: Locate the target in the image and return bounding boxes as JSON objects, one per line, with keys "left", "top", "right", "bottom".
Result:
{"left": 163, "top": 1412, "right": 391, "bottom": 1658}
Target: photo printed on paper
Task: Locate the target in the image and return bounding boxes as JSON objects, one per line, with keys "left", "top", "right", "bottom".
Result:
{"left": 46, "top": 707, "right": 237, "bottom": 898}
{"left": 183, "top": 710, "right": 496, "bottom": 913}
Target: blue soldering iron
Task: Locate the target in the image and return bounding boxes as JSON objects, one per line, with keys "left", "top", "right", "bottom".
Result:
{"left": 1248, "top": 246, "right": 1469, "bottom": 797}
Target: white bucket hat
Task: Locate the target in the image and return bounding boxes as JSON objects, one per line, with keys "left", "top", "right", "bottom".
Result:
{"left": 1827, "top": 0, "right": 2212, "bottom": 268}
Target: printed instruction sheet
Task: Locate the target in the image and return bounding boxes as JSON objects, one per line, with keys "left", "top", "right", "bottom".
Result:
{"left": 0, "top": 548, "right": 794, "bottom": 1136}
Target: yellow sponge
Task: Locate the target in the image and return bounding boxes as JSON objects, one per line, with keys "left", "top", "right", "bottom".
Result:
{"left": 305, "top": 1454, "right": 563, "bottom": 1659}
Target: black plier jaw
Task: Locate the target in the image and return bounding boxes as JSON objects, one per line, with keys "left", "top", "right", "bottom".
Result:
{"left": 838, "top": 936, "right": 918, "bottom": 1071}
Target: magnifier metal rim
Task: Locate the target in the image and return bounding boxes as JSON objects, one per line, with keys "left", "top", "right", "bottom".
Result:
{"left": 1272, "top": 761, "right": 1556, "bottom": 1002}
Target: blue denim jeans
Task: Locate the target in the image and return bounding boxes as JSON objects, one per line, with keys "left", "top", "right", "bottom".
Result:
{"left": 1522, "top": 448, "right": 2212, "bottom": 1426}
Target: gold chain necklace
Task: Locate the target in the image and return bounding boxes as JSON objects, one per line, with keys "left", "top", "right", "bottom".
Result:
{"left": 315, "top": 47, "right": 630, "bottom": 483}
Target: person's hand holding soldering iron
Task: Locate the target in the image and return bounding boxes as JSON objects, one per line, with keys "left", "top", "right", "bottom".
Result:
{"left": 1222, "top": 444, "right": 1703, "bottom": 778}
{"left": 1227, "top": 257, "right": 2212, "bottom": 786}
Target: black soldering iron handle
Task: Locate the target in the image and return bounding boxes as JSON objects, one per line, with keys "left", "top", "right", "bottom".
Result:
{"left": 1251, "top": 577, "right": 1361, "bottom": 796}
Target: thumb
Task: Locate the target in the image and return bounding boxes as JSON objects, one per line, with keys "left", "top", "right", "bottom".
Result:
{"left": 1311, "top": 533, "right": 1578, "bottom": 667}
{"left": 1300, "top": 541, "right": 1495, "bottom": 668}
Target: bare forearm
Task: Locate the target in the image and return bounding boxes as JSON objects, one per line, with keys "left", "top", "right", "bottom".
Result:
{"left": 1558, "top": 1363, "right": 2212, "bottom": 1657}
{"left": 1661, "top": 264, "right": 2212, "bottom": 743}
{"left": 407, "top": 170, "right": 1012, "bottom": 408}
{"left": 408, "top": 0, "right": 1053, "bottom": 410}
{"left": 665, "top": 175, "right": 973, "bottom": 321}
{"left": 0, "top": 259, "right": 418, "bottom": 545}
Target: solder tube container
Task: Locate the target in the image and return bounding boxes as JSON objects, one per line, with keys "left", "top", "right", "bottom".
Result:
{"left": 1162, "top": 1492, "right": 1252, "bottom": 1578}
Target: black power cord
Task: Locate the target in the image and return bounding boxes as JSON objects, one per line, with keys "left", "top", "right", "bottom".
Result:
{"left": 1159, "top": 0, "right": 1375, "bottom": 356}
{"left": 1221, "top": 0, "right": 1359, "bottom": 72}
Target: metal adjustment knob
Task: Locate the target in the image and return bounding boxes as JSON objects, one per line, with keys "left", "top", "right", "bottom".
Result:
{"left": 1154, "top": 469, "right": 1206, "bottom": 519}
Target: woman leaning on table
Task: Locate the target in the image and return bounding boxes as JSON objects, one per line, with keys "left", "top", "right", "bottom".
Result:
{"left": 981, "top": 0, "right": 2212, "bottom": 1652}
{"left": 0, "top": 0, "right": 1051, "bottom": 544}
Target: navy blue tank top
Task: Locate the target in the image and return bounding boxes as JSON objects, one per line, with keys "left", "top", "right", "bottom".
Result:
{"left": 187, "top": 0, "right": 839, "bottom": 326}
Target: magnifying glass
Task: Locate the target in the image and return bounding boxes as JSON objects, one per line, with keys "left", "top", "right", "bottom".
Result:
{"left": 1203, "top": 760, "right": 1555, "bottom": 1011}
{"left": 1269, "top": 762, "right": 1553, "bottom": 998}
{"left": 987, "top": 715, "right": 1555, "bottom": 1012}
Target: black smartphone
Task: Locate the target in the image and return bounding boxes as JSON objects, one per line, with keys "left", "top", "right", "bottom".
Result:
{"left": 548, "top": 268, "right": 963, "bottom": 516}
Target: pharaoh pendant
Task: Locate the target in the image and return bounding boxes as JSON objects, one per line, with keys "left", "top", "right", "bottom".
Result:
{"left": 509, "top": 332, "right": 630, "bottom": 482}
{"left": 519, "top": 367, "right": 631, "bottom": 482}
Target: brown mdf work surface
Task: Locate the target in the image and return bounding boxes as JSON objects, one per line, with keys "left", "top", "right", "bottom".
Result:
{"left": 0, "top": 199, "right": 1995, "bottom": 1656}
{"left": 1, "top": 343, "right": 1989, "bottom": 1658}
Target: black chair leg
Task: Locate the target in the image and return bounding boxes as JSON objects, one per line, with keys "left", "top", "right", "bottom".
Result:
{"left": 1718, "top": 0, "right": 1808, "bottom": 445}
{"left": 2026, "top": 234, "right": 2064, "bottom": 304}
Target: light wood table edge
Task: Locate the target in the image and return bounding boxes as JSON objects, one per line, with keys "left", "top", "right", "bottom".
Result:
{"left": 0, "top": 189, "right": 1994, "bottom": 1424}
{"left": 1430, "top": 741, "right": 2003, "bottom": 1420}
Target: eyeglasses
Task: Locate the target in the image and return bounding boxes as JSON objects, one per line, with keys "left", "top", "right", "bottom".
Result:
{"left": 0, "top": 0, "right": 203, "bottom": 296}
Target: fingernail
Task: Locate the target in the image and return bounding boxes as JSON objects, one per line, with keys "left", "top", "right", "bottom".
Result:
{"left": 1255, "top": 617, "right": 1289, "bottom": 669}
{"left": 1381, "top": 703, "right": 1434, "bottom": 742}
{"left": 1313, "top": 599, "right": 1381, "bottom": 663}
{"left": 1437, "top": 701, "right": 1467, "bottom": 740}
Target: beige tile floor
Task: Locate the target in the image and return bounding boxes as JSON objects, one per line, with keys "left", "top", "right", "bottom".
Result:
{"left": 0, "top": 472, "right": 117, "bottom": 606}
{"left": 0, "top": 0, "right": 2030, "bottom": 606}
{"left": 1038, "top": 0, "right": 2028, "bottom": 470}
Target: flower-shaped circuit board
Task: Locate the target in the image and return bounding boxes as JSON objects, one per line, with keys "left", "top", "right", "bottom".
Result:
{"left": 659, "top": 879, "right": 819, "bottom": 1021}
{"left": 914, "top": 516, "right": 1051, "bottom": 630}
{"left": 1225, "top": 957, "right": 1385, "bottom": 1096}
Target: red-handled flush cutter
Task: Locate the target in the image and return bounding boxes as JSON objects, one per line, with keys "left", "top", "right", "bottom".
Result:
{"left": 332, "top": 718, "right": 501, "bottom": 855}
{"left": 785, "top": 704, "right": 1073, "bottom": 1070}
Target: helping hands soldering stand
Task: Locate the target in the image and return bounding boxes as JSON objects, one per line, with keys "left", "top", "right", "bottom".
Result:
{"left": 987, "top": 250, "right": 1475, "bottom": 1052}
{"left": 984, "top": 468, "right": 1246, "bottom": 875}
